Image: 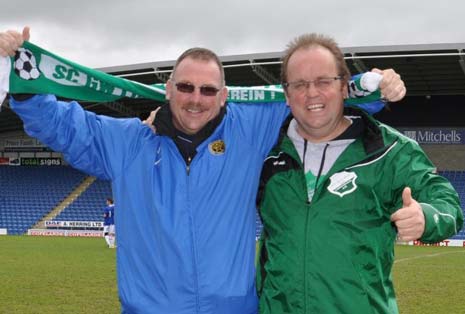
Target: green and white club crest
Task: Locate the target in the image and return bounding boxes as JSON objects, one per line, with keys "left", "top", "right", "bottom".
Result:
{"left": 327, "top": 171, "right": 358, "bottom": 197}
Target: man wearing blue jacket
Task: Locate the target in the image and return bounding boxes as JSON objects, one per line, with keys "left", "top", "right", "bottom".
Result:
{"left": 0, "top": 27, "right": 406, "bottom": 314}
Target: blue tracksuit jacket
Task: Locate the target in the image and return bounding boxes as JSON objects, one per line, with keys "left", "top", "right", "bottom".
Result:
{"left": 10, "top": 94, "right": 289, "bottom": 314}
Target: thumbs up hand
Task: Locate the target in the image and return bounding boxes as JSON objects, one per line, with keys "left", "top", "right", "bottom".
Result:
{"left": 390, "top": 187, "right": 425, "bottom": 241}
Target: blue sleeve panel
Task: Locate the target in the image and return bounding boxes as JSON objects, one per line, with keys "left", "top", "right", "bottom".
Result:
{"left": 10, "top": 94, "right": 154, "bottom": 180}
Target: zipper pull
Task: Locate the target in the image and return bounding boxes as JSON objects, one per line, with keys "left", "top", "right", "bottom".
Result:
{"left": 186, "top": 156, "right": 192, "bottom": 175}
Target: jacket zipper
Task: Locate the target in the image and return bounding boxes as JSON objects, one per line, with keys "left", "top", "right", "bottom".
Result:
{"left": 186, "top": 156, "right": 192, "bottom": 175}
{"left": 182, "top": 151, "right": 199, "bottom": 312}
{"left": 304, "top": 142, "right": 329, "bottom": 313}
{"left": 302, "top": 139, "right": 309, "bottom": 313}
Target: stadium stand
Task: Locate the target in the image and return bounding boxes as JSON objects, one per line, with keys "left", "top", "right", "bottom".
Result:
{"left": 0, "top": 166, "right": 87, "bottom": 235}
{"left": 440, "top": 170, "right": 465, "bottom": 239}
{"left": 1, "top": 165, "right": 464, "bottom": 239}
{"left": 55, "top": 179, "right": 112, "bottom": 222}
{"left": 1, "top": 167, "right": 465, "bottom": 239}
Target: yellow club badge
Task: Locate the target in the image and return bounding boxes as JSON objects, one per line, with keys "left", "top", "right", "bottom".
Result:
{"left": 209, "top": 140, "right": 226, "bottom": 155}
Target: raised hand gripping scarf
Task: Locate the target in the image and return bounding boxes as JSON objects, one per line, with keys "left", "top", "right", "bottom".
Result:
{"left": 0, "top": 41, "right": 384, "bottom": 113}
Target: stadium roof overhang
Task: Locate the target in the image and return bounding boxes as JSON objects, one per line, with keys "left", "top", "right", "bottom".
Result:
{"left": 1, "top": 42, "right": 465, "bottom": 134}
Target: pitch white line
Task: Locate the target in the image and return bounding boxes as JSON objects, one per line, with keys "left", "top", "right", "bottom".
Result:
{"left": 395, "top": 250, "right": 465, "bottom": 264}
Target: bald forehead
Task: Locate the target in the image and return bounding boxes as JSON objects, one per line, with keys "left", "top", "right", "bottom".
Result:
{"left": 288, "top": 46, "right": 338, "bottom": 72}
{"left": 290, "top": 45, "right": 336, "bottom": 64}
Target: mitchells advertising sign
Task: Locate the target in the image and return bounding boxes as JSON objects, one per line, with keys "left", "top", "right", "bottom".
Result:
{"left": 401, "top": 129, "right": 465, "bottom": 145}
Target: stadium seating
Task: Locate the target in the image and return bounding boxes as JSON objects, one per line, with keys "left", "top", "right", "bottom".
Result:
{"left": 439, "top": 170, "right": 465, "bottom": 239}
{"left": 1, "top": 166, "right": 465, "bottom": 240}
{"left": 0, "top": 166, "right": 87, "bottom": 235}
{"left": 54, "top": 179, "right": 112, "bottom": 222}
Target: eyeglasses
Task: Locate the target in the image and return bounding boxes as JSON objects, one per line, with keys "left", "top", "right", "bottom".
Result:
{"left": 283, "top": 76, "right": 343, "bottom": 93}
{"left": 174, "top": 82, "right": 221, "bottom": 97}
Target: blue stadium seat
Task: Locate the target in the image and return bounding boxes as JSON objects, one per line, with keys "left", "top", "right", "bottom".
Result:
{"left": 55, "top": 179, "right": 112, "bottom": 224}
{"left": 0, "top": 166, "right": 87, "bottom": 235}
{"left": 439, "top": 170, "right": 465, "bottom": 239}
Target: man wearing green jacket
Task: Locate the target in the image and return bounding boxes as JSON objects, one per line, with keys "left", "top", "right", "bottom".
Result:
{"left": 256, "top": 33, "right": 463, "bottom": 314}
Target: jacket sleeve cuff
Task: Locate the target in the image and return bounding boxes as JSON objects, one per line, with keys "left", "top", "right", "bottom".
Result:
{"left": 419, "top": 202, "right": 458, "bottom": 243}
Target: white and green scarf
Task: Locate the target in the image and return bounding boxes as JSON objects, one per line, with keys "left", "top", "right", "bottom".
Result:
{"left": 0, "top": 41, "right": 383, "bottom": 110}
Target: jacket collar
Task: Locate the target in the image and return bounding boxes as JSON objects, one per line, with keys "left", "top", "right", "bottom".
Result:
{"left": 152, "top": 102, "right": 227, "bottom": 163}
{"left": 153, "top": 102, "right": 226, "bottom": 145}
{"left": 275, "top": 106, "right": 384, "bottom": 155}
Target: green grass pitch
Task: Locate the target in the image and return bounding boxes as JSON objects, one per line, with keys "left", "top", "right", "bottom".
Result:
{"left": 0, "top": 236, "right": 119, "bottom": 314}
{"left": 1, "top": 236, "right": 464, "bottom": 313}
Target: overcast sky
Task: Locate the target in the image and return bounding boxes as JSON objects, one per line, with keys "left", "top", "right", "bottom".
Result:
{"left": 1, "top": 0, "right": 463, "bottom": 68}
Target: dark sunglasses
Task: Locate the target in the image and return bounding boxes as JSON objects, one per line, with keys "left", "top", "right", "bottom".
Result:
{"left": 175, "top": 82, "right": 221, "bottom": 97}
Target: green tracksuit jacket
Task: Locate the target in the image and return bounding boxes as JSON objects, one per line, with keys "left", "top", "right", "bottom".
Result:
{"left": 256, "top": 108, "right": 463, "bottom": 314}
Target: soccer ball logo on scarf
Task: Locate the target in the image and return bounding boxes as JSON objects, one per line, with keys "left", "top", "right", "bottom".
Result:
{"left": 14, "top": 48, "right": 41, "bottom": 80}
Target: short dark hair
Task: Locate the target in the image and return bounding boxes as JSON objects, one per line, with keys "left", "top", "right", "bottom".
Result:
{"left": 172, "top": 47, "right": 225, "bottom": 85}
{"left": 106, "top": 198, "right": 113, "bottom": 204}
{"left": 281, "top": 33, "right": 350, "bottom": 85}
